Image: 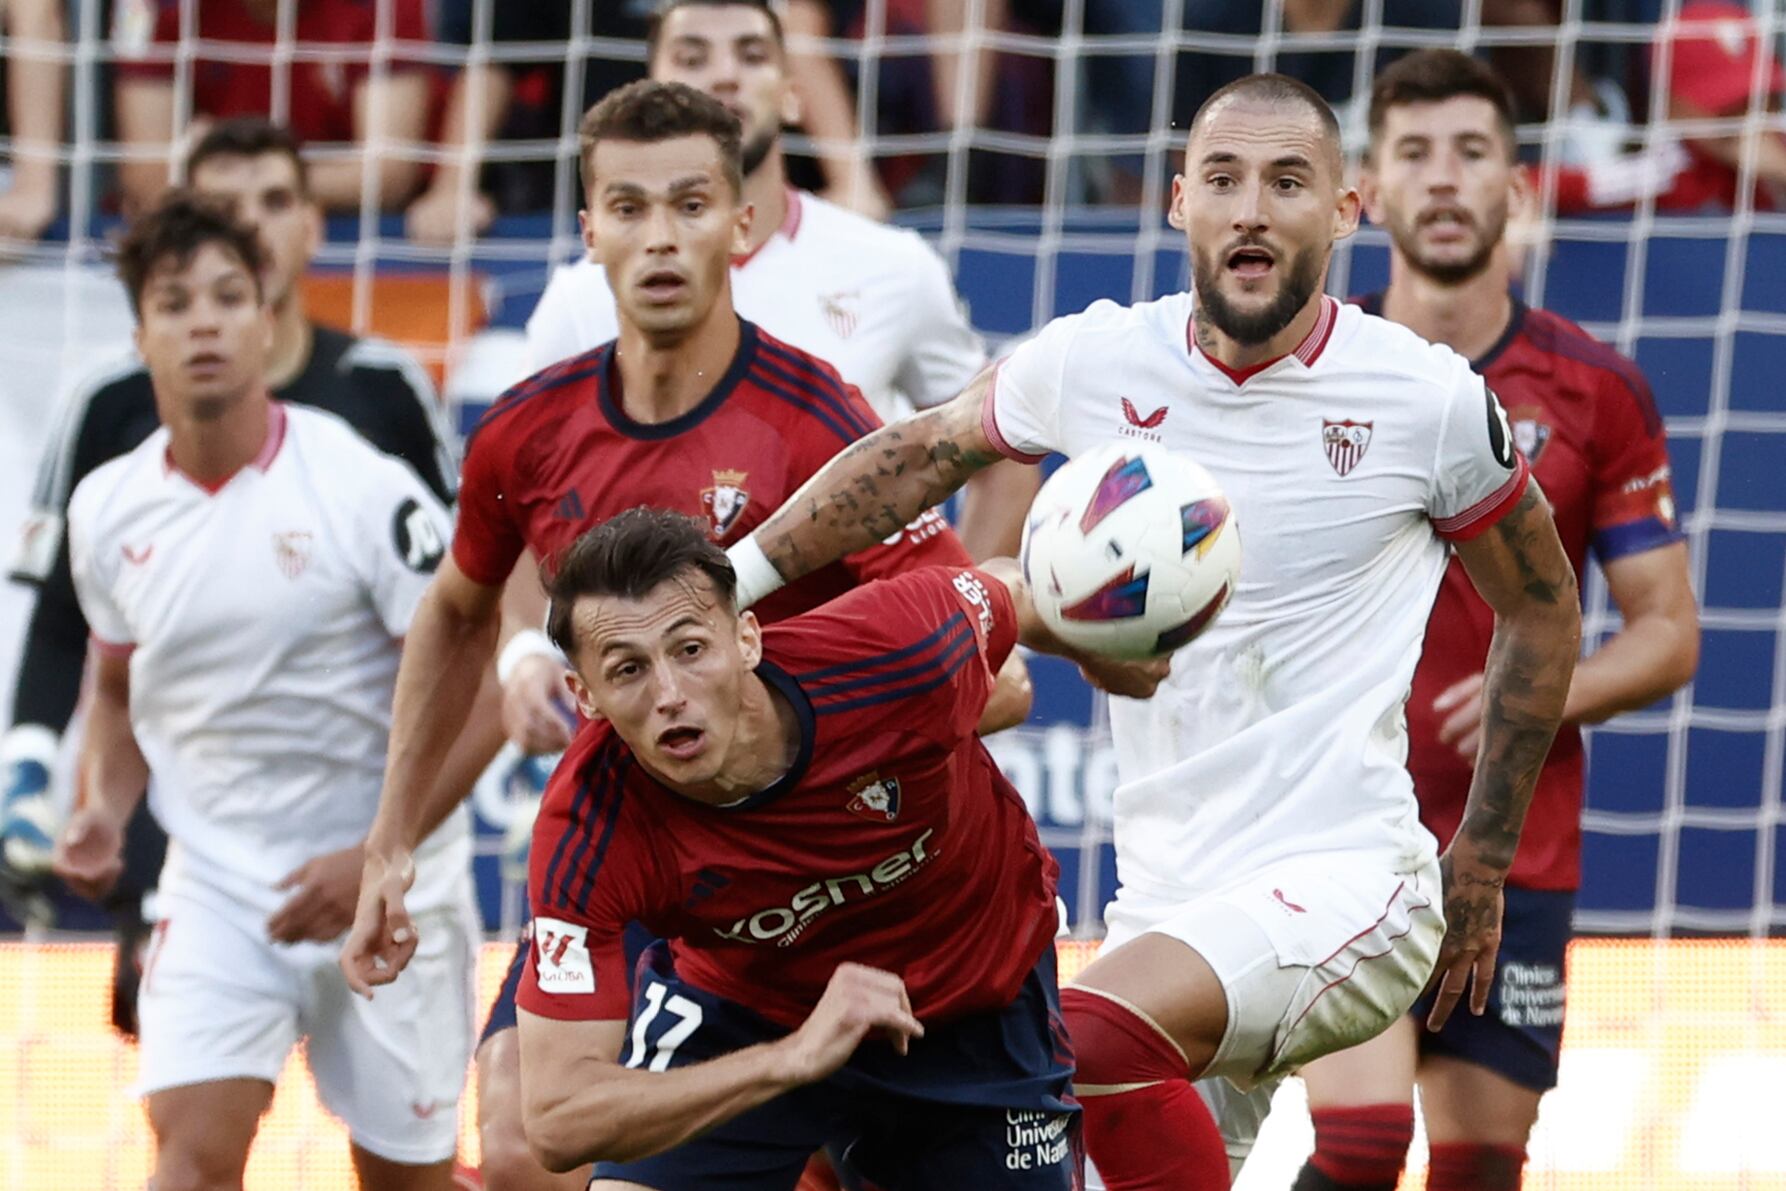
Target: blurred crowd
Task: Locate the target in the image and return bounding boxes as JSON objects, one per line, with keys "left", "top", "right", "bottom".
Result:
{"left": 0, "top": 0, "right": 1782, "bottom": 243}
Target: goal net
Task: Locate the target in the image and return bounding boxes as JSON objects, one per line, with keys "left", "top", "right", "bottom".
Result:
{"left": 0, "top": 1, "right": 1781, "bottom": 1187}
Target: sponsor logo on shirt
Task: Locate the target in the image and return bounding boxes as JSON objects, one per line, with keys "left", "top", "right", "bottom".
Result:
{"left": 1118, "top": 398, "right": 1168, "bottom": 443}
{"left": 846, "top": 772, "right": 902, "bottom": 822}
{"left": 880, "top": 508, "right": 951, "bottom": 548}
{"left": 952, "top": 569, "right": 997, "bottom": 639}
{"left": 272, "top": 531, "right": 313, "bottom": 580}
{"left": 714, "top": 828, "right": 937, "bottom": 947}
{"left": 533, "top": 916, "right": 595, "bottom": 994}
{"left": 1322, "top": 419, "right": 1373, "bottom": 477}
{"left": 700, "top": 469, "right": 751, "bottom": 538}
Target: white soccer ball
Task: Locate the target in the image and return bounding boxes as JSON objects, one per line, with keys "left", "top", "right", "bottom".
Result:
{"left": 1020, "top": 442, "right": 1241, "bottom": 660}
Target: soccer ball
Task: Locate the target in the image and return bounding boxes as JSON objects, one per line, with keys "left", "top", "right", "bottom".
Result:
{"left": 1020, "top": 443, "right": 1241, "bottom": 660}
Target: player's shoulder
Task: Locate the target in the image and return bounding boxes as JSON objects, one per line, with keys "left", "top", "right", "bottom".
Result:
{"left": 1335, "top": 303, "right": 1475, "bottom": 383}
{"left": 469, "top": 343, "right": 612, "bottom": 450}
{"left": 66, "top": 425, "right": 166, "bottom": 537}
{"left": 792, "top": 190, "right": 936, "bottom": 263}
{"left": 1515, "top": 305, "right": 1658, "bottom": 418}
{"left": 741, "top": 322, "right": 878, "bottom": 444}
{"left": 534, "top": 723, "right": 653, "bottom": 902}
{"left": 328, "top": 329, "right": 434, "bottom": 392}
{"left": 765, "top": 568, "right": 987, "bottom": 687}
{"left": 51, "top": 345, "right": 154, "bottom": 442}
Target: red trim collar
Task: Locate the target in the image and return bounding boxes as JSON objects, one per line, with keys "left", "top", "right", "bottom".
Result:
{"left": 1187, "top": 296, "right": 1339, "bottom": 385}
{"left": 731, "top": 188, "right": 804, "bottom": 269}
{"left": 165, "top": 401, "right": 287, "bottom": 494}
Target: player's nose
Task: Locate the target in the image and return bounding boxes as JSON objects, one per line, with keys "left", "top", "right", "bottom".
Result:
{"left": 1231, "top": 178, "right": 1268, "bottom": 230}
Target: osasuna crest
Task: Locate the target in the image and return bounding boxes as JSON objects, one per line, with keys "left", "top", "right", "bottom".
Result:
{"left": 846, "top": 772, "right": 902, "bottom": 823}
{"left": 272, "top": 531, "right": 314, "bottom": 579}
{"left": 1321, "top": 419, "right": 1373, "bottom": 477}
{"left": 819, "top": 290, "right": 860, "bottom": 339}
{"left": 700, "top": 469, "right": 751, "bottom": 538}
{"left": 1510, "top": 406, "right": 1552, "bottom": 464}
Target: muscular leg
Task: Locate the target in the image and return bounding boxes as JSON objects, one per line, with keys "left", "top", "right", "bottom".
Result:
{"left": 351, "top": 1146, "right": 456, "bottom": 1191}
{"left": 477, "top": 1028, "right": 591, "bottom": 1191}
{"left": 1292, "top": 1017, "right": 1419, "bottom": 1190}
{"left": 146, "top": 1078, "right": 273, "bottom": 1191}
{"left": 1418, "top": 1054, "right": 1539, "bottom": 1191}
{"left": 1062, "top": 933, "right": 1232, "bottom": 1189}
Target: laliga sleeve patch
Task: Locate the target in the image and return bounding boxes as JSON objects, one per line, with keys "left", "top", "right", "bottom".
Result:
{"left": 1484, "top": 386, "right": 1517, "bottom": 471}
{"left": 532, "top": 916, "right": 595, "bottom": 994}
{"left": 392, "top": 498, "right": 445, "bottom": 573}
{"left": 9, "top": 510, "right": 62, "bottom": 583}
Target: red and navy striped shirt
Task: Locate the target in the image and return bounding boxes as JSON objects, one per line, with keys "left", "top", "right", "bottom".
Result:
{"left": 518, "top": 566, "right": 1060, "bottom": 1029}
{"left": 1356, "top": 295, "right": 1683, "bottom": 892}
{"left": 452, "top": 318, "right": 968, "bottom": 623}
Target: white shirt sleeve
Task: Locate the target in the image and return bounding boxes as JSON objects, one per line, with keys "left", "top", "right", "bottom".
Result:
{"left": 982, "top": 315, "right": 1077, "bottom": 462}
{"left": 354, "top": 456, "right": 453, "bottom": 638}
{"left": 66, "top": 479, "right": 132, "bottom": 650}
{"left": 524, "top": 261, "right": 618, "bottom": 373}
{"left": 893, "top": 241, "right": 987, "bottom": 410}
{"left": 1427, "top": 360, "right": 1531, "bottom": 542}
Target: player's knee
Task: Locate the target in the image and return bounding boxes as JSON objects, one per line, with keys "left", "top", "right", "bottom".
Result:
{"left": 1298, "top": 1103, "right": 1414, "bottom": 1189}
{"left": 151, "top": 1139, "right": 248, "bottom": 1191}
{"left": 1060, "top": 985, "right": 1189, "bottom": 1092}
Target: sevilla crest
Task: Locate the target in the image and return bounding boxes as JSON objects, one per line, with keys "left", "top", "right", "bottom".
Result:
{"left": 820, "top": 290, "right": 860, "bottom": 339}
{"left": 846, "top": 772, "right": 902, "bottom": 823}
{"left": 1321, "top": 420, "right": 1373, "bottom": 477}
{"left": 700, "top": 469, "right": 751, "bottom": 538}
{"left": 272, "top": 531, "right": 314, "bottom": 579}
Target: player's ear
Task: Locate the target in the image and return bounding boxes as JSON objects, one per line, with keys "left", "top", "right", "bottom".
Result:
{"left": 1167, "top": 175, "right": 1188, "bottom": 231}
{"left": 735, "top": 608, "right": 762, "bottom": 668}
{"left": 563, "top": 666, "right": 603, "bottom": 722}
{"left": 578, "top": 209, "right": 597, "bottom": 260}
{"left": 778, "top": 72, "right": 801, "bottom": 127}
{"left": 1356, "top": 155, "right": 1384, "bottom": 226}
{"left": 1332, "top": 182, "right": 1362, "bottom": 243}
{"left": 733, "top": 200, "right": 753, "bottom": 256}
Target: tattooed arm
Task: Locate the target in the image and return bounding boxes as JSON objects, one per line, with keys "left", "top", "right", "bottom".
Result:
{"left": 1428, "top": 482, "right": 1581, "bottom": 1031}
{"left": 743, "top": 369, "right": 1004, "bottom": 590}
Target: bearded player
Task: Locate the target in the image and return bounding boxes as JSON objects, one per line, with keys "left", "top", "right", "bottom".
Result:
{"left": 512, "top": 509, "right": 1081, "bottom": 1189}
{"left": 721, "top": 73, "right": 1584, "bottom": 1187}
{"left": 339, "top": 81, "right": 1026, "bottom": 1191}
{"left": 1289, "top": 51, "right": 1700, "bottom": 1191}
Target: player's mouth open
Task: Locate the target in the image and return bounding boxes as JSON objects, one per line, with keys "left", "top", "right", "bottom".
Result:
{"left": 639, "top": 270, "right": 689, "bottom": 302}
{"left": 657, "top": 725, "right": 705, "bottom": 759}
{"left": 1420, "top": 207, "right": 1473, "bottom": 239}
{"left": 1226, "top": 246, "right": 1274, "bottom": 279}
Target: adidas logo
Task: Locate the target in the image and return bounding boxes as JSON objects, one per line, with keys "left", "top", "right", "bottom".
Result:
{"left": 556, "top": 490, "right": 586, "bottom": 521}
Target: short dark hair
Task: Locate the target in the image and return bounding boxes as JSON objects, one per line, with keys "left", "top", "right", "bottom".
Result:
{"left": 116, "top": 191, "right": 266, "bottom": 317}
{"left": 1190, "top": 73, "right": 1342, "bottom": 163}
{"left": 645, "top": 0, "right": 785, "bottom": 64}
{"left": 1368, "top": 50, "right": 1518, "bottom": 160}
{"left": 186, "top": 117, "right": 310, "bottom": 196}
{"left": 578, "top": 79, "right": 744, "bottom": 197}
{"left": 545, "top": 508, "right": 738, "bottom": 659}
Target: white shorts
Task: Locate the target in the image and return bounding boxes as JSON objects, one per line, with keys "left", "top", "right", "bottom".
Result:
{"left": 136, "top": 879, "right": 479, "bottom": 1165}
{"left": 1099, "top": 855, "right": 1444, "bottom": 1167}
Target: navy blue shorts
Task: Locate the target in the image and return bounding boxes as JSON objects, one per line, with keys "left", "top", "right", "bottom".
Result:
{"left": 1413, "top": 885, "right": 1573, "bottom": 1092}
{"left": 595, "top": 941, "right": 1082, "bottom": 1191}
{"left": 479, "top": 919, "right": 654, "bottom": 1047}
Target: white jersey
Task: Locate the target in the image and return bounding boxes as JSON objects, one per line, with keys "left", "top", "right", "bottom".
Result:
{"left": 988, "top": 294, "right": 1530, "bottom": 899}
{"left": 525, "top": 189, "right": 986, "bottom": 421}
{"left": 67, "top": 403, "right": 468, "bottom": 913}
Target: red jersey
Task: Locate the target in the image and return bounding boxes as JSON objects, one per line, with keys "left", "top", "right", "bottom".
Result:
{"left": 453, "top": 319, "right": 971, "bottom": 621}
{"left": 517, "top": 567, "right": 1060, "bottom": 1029}
{"left": 114, "top": 0, "right": 429, "bottom": 145}
{"left": 1356, "top": 295, "right": 1682, "bottom": 891}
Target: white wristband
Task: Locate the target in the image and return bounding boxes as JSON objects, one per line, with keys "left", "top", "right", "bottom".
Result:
{"left": 726, "top": 534, "right": 786, "bottom": 610}
{"left": 497, "top": 628, "right": 562, "bottom": 684}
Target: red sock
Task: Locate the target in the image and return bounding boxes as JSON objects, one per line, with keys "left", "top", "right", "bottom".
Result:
{"left": 1307, "top": 1103, "right": 1414, "bottom": 1187}
{"left": 1061, "top": 986, "right": 1230, "bottom": 1190}
{"left": 1426, "top": 1142, "right": 1526, "bottom": 1190}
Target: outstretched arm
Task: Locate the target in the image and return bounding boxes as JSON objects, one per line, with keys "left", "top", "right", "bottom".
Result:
{"left": 1428, "top": 483, "right": 1581, "bottom": 1029}
{"left": 734, "top": 371, "right": 1003, "bottom": 605}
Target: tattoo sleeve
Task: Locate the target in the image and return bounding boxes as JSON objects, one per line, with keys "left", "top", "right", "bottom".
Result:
{"left": 755, "top": 372, "right": 1005, "bottom": 584}
{"left": 1454, "top": 483, "right": 1583, "bottom": 871}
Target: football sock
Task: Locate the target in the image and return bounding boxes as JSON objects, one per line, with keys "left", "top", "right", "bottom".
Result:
{"left": 1291, "top": 1103, "right": 1414, "bottom": 1190}
{"left": 1426, "top": 1142, "right": 1527, "bottom": 1190}
{"left": 1060, "top": 985, "right": 1230, "bottom": 1189}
